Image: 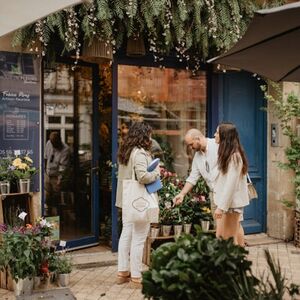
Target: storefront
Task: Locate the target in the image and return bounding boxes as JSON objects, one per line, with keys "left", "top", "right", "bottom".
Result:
{"left": 40, "top": 54, "right": 208, "bottom": 250}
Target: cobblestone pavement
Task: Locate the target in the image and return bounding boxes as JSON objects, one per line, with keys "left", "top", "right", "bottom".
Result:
{"left": 1, "top": 241, "right": 300, "bottom": 300}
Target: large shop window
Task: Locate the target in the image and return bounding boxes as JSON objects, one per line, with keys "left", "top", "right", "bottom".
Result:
{"left": 118, "top": 65, "right": 207, "bottom": 177}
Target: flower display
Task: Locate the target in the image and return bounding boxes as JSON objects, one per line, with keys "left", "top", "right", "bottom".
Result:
{"left": 0, "top": 218, "right": 54, "bottom": 281}
{"left": 158, "top": 167, "right": 212, "bottom": 225}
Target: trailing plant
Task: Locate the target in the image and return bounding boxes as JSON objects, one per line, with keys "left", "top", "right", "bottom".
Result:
{"left": 261, "top": 82, "right": 300, "bottom": 208}
{"left": 142, "top": 231, "right": 299, "bottom": 299}
{"left": 12, "top": 0, "right": 262, "bottom": 70}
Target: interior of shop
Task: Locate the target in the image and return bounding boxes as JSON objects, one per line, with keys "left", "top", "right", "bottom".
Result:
{"left": 43, "top": 59, "right": 207, "bottom": 250}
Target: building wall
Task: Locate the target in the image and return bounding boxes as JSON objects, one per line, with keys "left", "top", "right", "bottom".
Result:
{"left": 267, "top": 82, "right": 299, "bottom": 240}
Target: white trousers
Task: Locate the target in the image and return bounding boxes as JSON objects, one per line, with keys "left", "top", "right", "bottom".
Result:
{"left": 118, "top": 221, "right": 150, "bottom": 278}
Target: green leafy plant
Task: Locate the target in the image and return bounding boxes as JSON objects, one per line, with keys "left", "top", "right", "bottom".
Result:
{"left": 0, "top": 220, "right": 53, "bottom": 282}
{"left": 142, "top": 231, "right": 299, "bottom": 299}
{"left": 56, "top": 255, "right": 72, "bottom": 274}
{"left": 11, "top": 0, "right": 264, "bottom": 70}
{"left": 261, "top": 83, "right": 300, "bottom": 209}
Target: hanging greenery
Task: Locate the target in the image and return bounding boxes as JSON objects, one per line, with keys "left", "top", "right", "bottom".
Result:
{"left": 12, "top": 0, "right": 280, "bottom": 68}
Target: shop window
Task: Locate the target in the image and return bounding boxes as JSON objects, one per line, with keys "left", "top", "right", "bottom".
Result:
{"left": 118, "top": 65, "right": 207, "bottom": 177}
{"left": 48, "top": 116, "right": 61, "bottom": 124}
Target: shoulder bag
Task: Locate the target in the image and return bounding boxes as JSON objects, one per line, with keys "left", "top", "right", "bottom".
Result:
{"left": 122, "top": 149, "right": 159, "bottom": 223}
{"left": 247, "top": 173, "right": 258, "bottom": 201}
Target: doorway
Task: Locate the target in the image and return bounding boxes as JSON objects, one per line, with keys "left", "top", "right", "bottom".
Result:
{"left": 43, "top": 61, "right": 100, "bottom": 248}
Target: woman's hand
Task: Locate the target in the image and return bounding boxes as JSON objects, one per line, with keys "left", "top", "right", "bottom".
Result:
{"left": 173, "top": 194, "right": 184, "bottom": 206}
{"left": 214, "top": 208, "right": 223, "bottom": 219}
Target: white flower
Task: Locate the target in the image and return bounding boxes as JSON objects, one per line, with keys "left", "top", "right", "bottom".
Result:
{"left": 165, "top": 202, "right": 172, "bottom": 209}
{"left": 40, "top": 219, "right": 47, "bottom": 227}
{"left": 165, "top": 193, "right": 170, "bottom": 198}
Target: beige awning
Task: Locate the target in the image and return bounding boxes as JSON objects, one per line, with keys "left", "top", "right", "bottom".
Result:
{"left": 0, "top": 0, "right": 88, "bottom": 38}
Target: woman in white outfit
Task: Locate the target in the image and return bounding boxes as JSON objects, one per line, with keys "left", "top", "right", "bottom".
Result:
{"left": 116, "top": 122, "right": 160, "bottom": 285}
{"left": 213, "top": 122, "right": 249, "bottom": 246}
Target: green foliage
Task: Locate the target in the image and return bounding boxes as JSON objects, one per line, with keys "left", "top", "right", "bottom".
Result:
{"left": 55, "top": 255, "right": 72, "bottom": 274}
{"left": 261, "top": 83, "right": 300, "bottom": 208}
{"left": 11, "top": 0, "right": 270, "bottom": 65}
{"left": 142, "top": 233, "right": 299, "bottom": 299}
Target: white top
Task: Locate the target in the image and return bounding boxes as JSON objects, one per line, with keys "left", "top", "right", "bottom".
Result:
{"left": 214, "top": 153, "right": 249, "bottom": 212}
{"left": 186, "top": 138, "right": 219, "bottom": 190}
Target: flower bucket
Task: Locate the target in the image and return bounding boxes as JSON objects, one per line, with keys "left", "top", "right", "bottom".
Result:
{"left": 173, "top": 225, "right": 183, "bottom": 237}
{"left": 0, "top": 181, "right": 10, "bottom": 194}
{"left": 13, "top": 277, "right": 33, "bottom": 296}
{"left": 33, "top": 276, "right": 41, "bottom": 289}
{"left": 58, "top": 273, "right": 70, "bottom": 287}
{"left": 183, "top": 224, "right": 192, "bottom": 234}
{"left": 161, "top": 225, "right": 172, "bottom": 237}
{"left": 201, "top": 220, "right": 210, "bottom": 232}
{"left": 19, "top": 179, "right": 30, "bottom": 193}
{"left": 150, "top": 227, "right": 160, "bottom": 238}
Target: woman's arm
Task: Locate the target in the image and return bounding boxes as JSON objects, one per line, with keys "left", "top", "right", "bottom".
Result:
{"left": 134, "top": 150, "right": 160, "bottom": 184}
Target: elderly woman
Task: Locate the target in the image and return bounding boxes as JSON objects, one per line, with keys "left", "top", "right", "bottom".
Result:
{"left": 116, "top": 121, "right": 160, "bottom": 285}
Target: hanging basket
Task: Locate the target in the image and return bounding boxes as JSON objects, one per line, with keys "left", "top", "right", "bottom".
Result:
{"left": 126, "top": 36, "right": 146, "bottom": 57}
{"left": 81, "top": 39, "right": 113, "bottom": 63}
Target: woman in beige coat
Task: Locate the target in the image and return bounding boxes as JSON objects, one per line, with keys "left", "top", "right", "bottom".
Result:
{"left": 214, "top": 122, "right": 249, "bottom": 246}
{"left": 116, "top": 122, "right": 160, "bottom": 285}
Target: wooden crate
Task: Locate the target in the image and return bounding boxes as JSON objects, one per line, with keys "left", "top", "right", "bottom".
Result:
{"left": 0, "top": 269, "right": 14, "bottom": 291}
{"left": 143, "top": 235, "right": 174, "bottom": 266}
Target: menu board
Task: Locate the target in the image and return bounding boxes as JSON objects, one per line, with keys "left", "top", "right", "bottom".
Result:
{"left": 0, "top": 51, "right": 40, "bottom": 191}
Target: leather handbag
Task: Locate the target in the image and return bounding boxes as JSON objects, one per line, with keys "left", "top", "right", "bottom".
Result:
{"left": 247, "top": 173, "right": 258, "bottom": 201}
{"left": 122, "top": 149, "right": 159, "bottom": 223}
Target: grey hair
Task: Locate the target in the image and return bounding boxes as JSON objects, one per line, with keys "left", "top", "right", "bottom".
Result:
{"left": 185, "top": 128, "right": 204, "bottom": 140}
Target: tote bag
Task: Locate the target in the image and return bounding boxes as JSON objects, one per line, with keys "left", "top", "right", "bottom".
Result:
{"left": 247, "top": 173, "right": 258, "bottom": 201}
{"left": 122, "top": 150, "right": 159, "bottom": 223}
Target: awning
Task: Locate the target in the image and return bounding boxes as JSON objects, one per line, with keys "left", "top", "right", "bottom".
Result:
{"left": 0, "top": 0, "right": 88, "bottom": 38}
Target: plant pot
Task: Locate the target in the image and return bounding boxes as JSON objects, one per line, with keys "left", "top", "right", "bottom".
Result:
{"left": 173, "top": 225, "right": 183, "bottom": 237}
{"left": 33, "top": 276, "right": 41, "bottom": 289}
{"left": 150, "top": 227, "right": 160, "bottom": 238}
{"left": 161, "top": 225, "right": 172, "bottom": 237}
{"left": 183, "top": 224, "right": 192, "bottom": 234}
{"left": 13, "top": 277, "right": 33, "bottom": 296}
{"left": 201, "top": 220, "right": 210, "bottom": 232}
{"left": 58, "top": 273, "right": 70, "bottom": 287}
{"left": 19, "top": 178, "right": 30, "bottom": 193}
{"left": 0, "top": 181, "right": 10, "bottom": 194}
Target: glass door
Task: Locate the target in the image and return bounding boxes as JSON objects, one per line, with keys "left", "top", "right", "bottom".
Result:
{"left": 43, "top": 61, "right": 99, "bottom": 248}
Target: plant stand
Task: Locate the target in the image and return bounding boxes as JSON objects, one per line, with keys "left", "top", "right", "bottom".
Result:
{"left": 143, "top": 235, "right": 175, "bottom": 266}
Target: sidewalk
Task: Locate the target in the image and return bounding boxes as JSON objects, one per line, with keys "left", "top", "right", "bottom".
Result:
{"left": 1, "top": 236, "right": 300, "bottom": 300}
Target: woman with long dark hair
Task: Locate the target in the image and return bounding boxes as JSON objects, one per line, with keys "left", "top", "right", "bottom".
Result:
{"left": 213, "top": 122, "right": 249, "bottom": 245}
{"left": 116, "top": 121, "right": 160, "bottom": 285}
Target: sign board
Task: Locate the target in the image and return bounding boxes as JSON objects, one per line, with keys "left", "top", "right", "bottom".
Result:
{"left": 0, "top": 51, "right": 40, "bottom": 191}
{"left": 45, "top": 215, "right": 60, "bottom": 242}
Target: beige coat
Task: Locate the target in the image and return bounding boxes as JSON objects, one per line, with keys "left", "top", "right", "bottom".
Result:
{"left": 115, "top": 147, "right": 160, "bottom": 208}
{"left": 214, "top": 153, "right": 249, "bottom": 212}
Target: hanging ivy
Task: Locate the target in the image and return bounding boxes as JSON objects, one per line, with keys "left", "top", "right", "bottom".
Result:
{"left": 11, "top": 0, "right": 281, "bottom": 67}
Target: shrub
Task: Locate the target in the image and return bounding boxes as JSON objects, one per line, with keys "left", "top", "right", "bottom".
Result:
{"left": 142, "top": 231, "right": 299, "bottom": 300}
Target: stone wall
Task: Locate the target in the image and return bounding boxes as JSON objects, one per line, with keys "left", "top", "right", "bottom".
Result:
{"left": 267, "top": 82, "right": 299, "bottom": 240}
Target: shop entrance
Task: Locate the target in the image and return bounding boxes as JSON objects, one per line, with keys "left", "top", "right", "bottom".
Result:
{"left": 43, "top": 61, "right": 100, "bottom": 248}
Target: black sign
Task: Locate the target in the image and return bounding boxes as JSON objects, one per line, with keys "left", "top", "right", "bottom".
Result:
{"left": 0, "top": 51, "right": 40, "bottom": 192}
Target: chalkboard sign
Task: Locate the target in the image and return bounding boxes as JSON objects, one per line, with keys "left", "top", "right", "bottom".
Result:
{"left": 0, "top": 51, "right": 40, "bottom": 191}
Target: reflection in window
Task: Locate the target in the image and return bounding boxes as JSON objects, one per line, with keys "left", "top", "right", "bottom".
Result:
{"left": 118, "top": 65, "right": 207, "bottom": 177}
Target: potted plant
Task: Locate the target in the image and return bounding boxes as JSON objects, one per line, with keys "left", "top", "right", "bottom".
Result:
{"left": 10, "top": 155, "right": 38, "bottom": 193}
{"left": 0, "top": 218, "right": 53, "bottom": 295}
{"left": 171, "top": 206, "right": 183, "bottom": 237}
{"left": 159, "top": 207, "right": 173, "bottom": 237}
{"left": 200, "top": 206, "right": 213, "bottom": 232}
{"left": 56, "top": 254, "right": 72, "bottom": 287}
{"left": 180, "top": 197, "right": 194, "bottom": 234}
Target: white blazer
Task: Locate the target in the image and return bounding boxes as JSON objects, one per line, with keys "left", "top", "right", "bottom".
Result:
{"left": 214, "top": 153, "right": 249, "bottom": 212}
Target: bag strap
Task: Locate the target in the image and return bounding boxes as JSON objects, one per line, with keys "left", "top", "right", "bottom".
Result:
{"left": 131, "top": 148, "right": 139, "bottom": 180}
{"left": 247, "top": 173, "right": 252, "bottom": 183}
